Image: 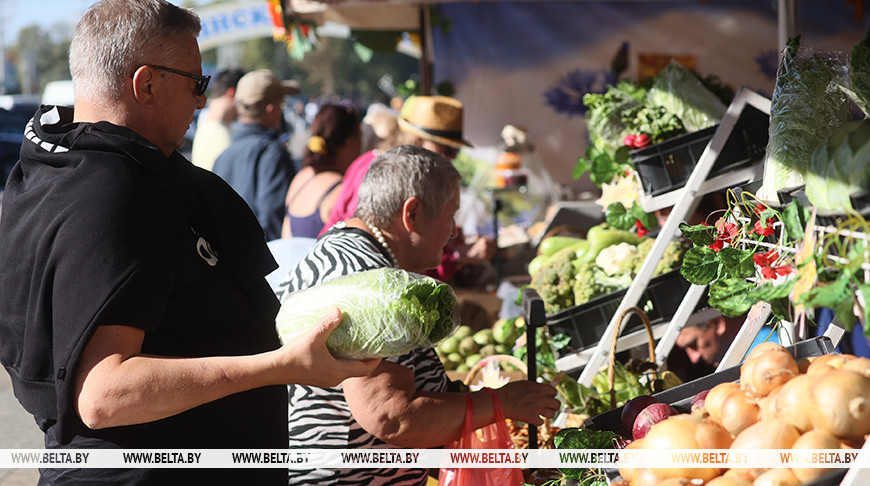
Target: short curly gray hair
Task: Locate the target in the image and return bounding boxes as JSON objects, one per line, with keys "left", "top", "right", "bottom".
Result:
{"left": 355, "top": 145, "right": 461, "bottom": 228}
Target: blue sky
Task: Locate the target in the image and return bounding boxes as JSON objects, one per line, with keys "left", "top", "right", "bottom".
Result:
{"left": 1, "top": 0, "right": 185, "bottom": 44}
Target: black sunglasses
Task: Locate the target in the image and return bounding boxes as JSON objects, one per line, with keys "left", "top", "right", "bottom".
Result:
{"left": 149, "top": 64, "right": 210, "bottom": 97}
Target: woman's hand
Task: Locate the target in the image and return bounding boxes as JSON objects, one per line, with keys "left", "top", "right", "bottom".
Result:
{"left": 276, "top": 307, "right": 381, "bottom": 388}
{"left": 494, "top": 381, "right": 561, "bottom": 426}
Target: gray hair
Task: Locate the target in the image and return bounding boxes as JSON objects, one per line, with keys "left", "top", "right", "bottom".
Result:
{"left": 69, "top": 0, "right": 201, "bottom": 104}
{"left": 356, "top": 145, "right": 461, "bottom": 228}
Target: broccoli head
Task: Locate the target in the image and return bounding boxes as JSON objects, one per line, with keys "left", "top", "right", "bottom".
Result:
{"left": 633, "top": 238, "right": 689, "bottom": 276}
{"left": 530, "top": 246, "right": 584, "bottom": 314}
{"left": 572, "top": 262, "right": 631, "bottom": 306}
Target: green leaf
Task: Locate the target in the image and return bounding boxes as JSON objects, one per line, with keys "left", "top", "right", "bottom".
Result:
{"left": 781, "top": 200, "right": 811, "bottom": 241}
{"left": 680, "top": 246, "right": 720, "bottom": 285}
{"left": 708, "top": 278, "right": 758, "bottom": 317}
{"left": 630, "top": 202, "right": 658, "bottom": 230}
{"left": 679, "top": 222, "right": 716, "bottom": 246}
{"left": 858, "top": 283, "right": 870, "bottom": 331}
{"left": 717, "top": 247, "right": 756, "bottom": 279}
{"left": 798, "top": 275, "right": 850, "bottom": 310}
{"left": 604, "top": 202, "right": 634, "bottom": 231}
{"left": 554, "top": 428, "right": 620, "bottom": 480}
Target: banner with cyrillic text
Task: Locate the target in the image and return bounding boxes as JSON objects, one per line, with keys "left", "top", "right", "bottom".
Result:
{"left": 0, "top": 449, "right": 867, "bottom": 469}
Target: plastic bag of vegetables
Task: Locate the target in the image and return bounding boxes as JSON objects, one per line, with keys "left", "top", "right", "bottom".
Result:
{"left": 275, "top": 268, "right": 460, "bottom": 359}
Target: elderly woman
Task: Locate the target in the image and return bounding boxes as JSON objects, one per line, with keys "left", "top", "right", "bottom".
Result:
{"left": 275, "top": 145, "right": 559, "bottom": 485}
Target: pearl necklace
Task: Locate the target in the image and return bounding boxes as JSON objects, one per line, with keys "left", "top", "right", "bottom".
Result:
{"left": 365, "top": 222, "right": 398, "bottom": 267}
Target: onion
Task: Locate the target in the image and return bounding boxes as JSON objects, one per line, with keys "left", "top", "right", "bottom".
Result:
{"left": 790, "top": 429, "right": 843, "bottom": 483}
{"left": 739, "top": 348, "right": 798, "bottom": 397}
{"left": 705, "top": 475, "right": 752, "bottom": 486}
{"left": 796, "top": 357, "right": 814, "bottom": 374}
{"left": 752, "top": 467, "right": 799, "bottom": 486}
{"left": 729, "top": 419, "right": 799, "bottom": 482}
{"left": 631, "top": 468, "right": 667, "bottom": 486}
{"left": 840, "top": 356, "right": 870, "bottom": 379}
{"left": 719, "top": 389, "right": 760, "bottom": 436}
{"left": 621, "top": 395, "right": 660, "bottom": 434}
{"left": 706, "top": 382, "right": 741, "bottom": 422}
{"left": 731, "top": 419, "right": 800, "bottom": 450}
{"left": 641, "top": 414, "right": 732, "bottom": 481}
{"left": 633, "top": 402, "right": 677, "bottom": 440}
{"left": 809, "top": 369, "right": 870, "bottom": 441}
{"left": 757, "top": 385, "right": 782, "bottom": 422}
{"left": 743, "top": 342, "right": 786, "bottom": 363}
{"left": 690, "top": 389, "right": 709, "bottom": 415}
{"left": 770, "top": 373, "right": 821, "bottom": 433}
{"left": 722, "top": 467, "right": 767, "bottom": 483}
{"left": 617, "top": 437, "right": 643, "bottom": 482}
{"left": 806, "top": 353, "right": 855, "bottom": 375}
{"left": 656, "top": 478, "right": 704, "bottom": 486}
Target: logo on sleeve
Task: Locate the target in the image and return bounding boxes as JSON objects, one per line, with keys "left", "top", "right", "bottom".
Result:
{"left": 191, "top": 226, "right": 218, "bottom": 266}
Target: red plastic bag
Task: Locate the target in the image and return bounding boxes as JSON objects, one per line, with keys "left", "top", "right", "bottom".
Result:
{"left": 438, "top": 388, "right": 526, "bottom": 486}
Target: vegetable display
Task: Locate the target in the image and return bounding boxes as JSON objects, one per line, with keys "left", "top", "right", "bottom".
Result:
{"left": 761, "top": 35, "right": 851, "bottom": 196}
{"left": 275, "top": 268, "right": 459, "bottom": 359}
{"left": 613, "top": 345, "right": 870, "bottom": 485}
{"left": 530, "top": 225, "right": 687, "bottom": 314}
{"left": 647, "top": 60, "right": 726, "bottom": 132}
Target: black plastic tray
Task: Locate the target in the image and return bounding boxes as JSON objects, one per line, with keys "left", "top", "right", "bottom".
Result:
{"left": 546, "top": 270, "right": 699, "bottom": 355}
{"left": 583, "top": 336, "right": 836, "bottom": 434}
{"left": 583, "top": 336, "right": 841, "bottom": 485}
{"left": 632, "top": 105, "right": 769, "bottom": 197}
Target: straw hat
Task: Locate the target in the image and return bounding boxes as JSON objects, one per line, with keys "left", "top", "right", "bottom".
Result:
{"left": 398, "top": 96, "right": 472, "bottom": 149}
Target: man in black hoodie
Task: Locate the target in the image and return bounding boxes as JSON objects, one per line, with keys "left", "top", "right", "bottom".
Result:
{"left": 0, "top": 1, "right": 377, "bottom": 484}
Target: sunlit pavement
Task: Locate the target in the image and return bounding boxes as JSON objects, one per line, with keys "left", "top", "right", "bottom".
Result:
{"left": 0, "top": 371, "right": 41, "bottom": 485}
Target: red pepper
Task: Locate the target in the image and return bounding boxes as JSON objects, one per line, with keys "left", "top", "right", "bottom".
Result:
{"left": 634, "top": 134, "right": 652, "bottom": 149}
{"left": 623, "top": 134, "right": 638, "bottom": 148}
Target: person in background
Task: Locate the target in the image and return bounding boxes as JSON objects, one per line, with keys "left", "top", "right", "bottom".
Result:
{"left": 276, "top": 145, "right": 560, "bottom": 485}
{"left": 322, "top": 95, "right": 497, "bottom": 283}
{"left": 190, "top": 67, "right": 244, "bottom": 171}
{"left": 0, "top": 1, "right": 378, "bottom": 484}
{"left": 213, "top": 69, "right": 299, "bottom": 241}
{"left": 281, "top": 104, "right": 361, "bottom": 239}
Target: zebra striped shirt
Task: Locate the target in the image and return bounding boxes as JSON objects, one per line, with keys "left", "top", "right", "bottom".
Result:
{"left": 276, "top": 223, "right": 450, "bottom": 485}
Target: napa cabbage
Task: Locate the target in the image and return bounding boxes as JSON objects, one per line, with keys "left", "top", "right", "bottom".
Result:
{"left": 275, "top": 268, "right": 460, "bottom": 359}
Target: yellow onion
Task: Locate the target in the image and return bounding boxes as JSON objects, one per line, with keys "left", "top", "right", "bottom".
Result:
{"left": 705, "top": 475, "right": 752, "bottom": 486}
{"left": 757, "top": 385, "right": 782, "bottom": 422}
{"left": 706, "top": 382, "right": 741, "bottom": 422}
{"left": 743, "top": 342, "right": 786, "bottom": 363}
{"left": 806, "top": 353, "right": 855, "bottom": 375}
{"left": 809, "top": 369, "right": 870, "bottom": 441}
{"left": 719, "top": 389, "right": 760, "bottom": 436}
{"left": 790, "top": 429, "right": 843, "bottom": 483}
{"left": 617, "top": 437, "right": 644, "bottom": 482}
{"left": 722, "top": 467, "right": 767, "bottom": 483}
{"left": 731, "top": 419, "right": 800, "bottom": 450}
{"left": 729, "top": 419, "right": 800, "bottom": 481}
{"left": 840, "top": 356, "right": 870, "bottom": 379}
{"left": 740, "top": 348, "right": 798, "bottom": 398}
{"left": 771, "top": 373, "right": 822, "bottom": 433}
{"left": 640, "top": 414, "right": 732, "bottom": 482}
{"left": 752, "top": 467, "right": 799, "bottom": 486}
{"left": 631, "top": 467, "right": 667, "bottom": 486}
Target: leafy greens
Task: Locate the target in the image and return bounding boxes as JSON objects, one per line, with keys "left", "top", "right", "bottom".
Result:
{"left": 275, "top": 268, "right": 459, "bottom": 359}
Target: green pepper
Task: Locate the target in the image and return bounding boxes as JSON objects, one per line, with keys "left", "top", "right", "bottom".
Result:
{"left": 539, "top": 236, "right": 586, "bottom": 257}
{"left": 580, "top": 225, "right": 643, "bottom": 264}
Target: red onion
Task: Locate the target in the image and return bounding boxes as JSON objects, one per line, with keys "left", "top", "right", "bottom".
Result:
{"left": 691, "top": 389, "right": 710, "bottom": 413}
{"left": 621, "top": 395, "right": 659, "bottom": 434}
{"left": 633, "top": 402, "right": 677, "bottom": 440}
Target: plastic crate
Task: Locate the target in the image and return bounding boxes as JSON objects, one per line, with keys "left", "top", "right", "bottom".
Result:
{"left": 545, "top": 270, "right": 697, "bottom": 355}
{"left": 582, "top": 336, "right": 842, "bottom": 485}
{"left": 632, "top": 105, "right": 770, "bottom": 197}
{"left": 582, "top": 336, "right": 836, "bottom": 434}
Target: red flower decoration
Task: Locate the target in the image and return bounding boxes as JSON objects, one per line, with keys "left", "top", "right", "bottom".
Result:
{"left": 707, "top": 218, "right": 738, "bottom": 252}
{"left": 635, "top": 219, "right": 649, "bottom": 238}
{"left": 752, "top": 249, "right": 792, "bottom": 280}
{"left": 751, "top": 217, "right": 775, "bottom": 237}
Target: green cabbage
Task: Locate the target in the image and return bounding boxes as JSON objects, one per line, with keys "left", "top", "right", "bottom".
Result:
{"left": 764, "top": 35, "right": 851, "bottom": 192}
{"left": 805, "top": 118, "right": 870, "bottom": 211}
{"left": 647, "top": 60, "right": 726, "bottom": 132}
{"left": 275, "top": 268, "right": 459, "bottom": 359}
